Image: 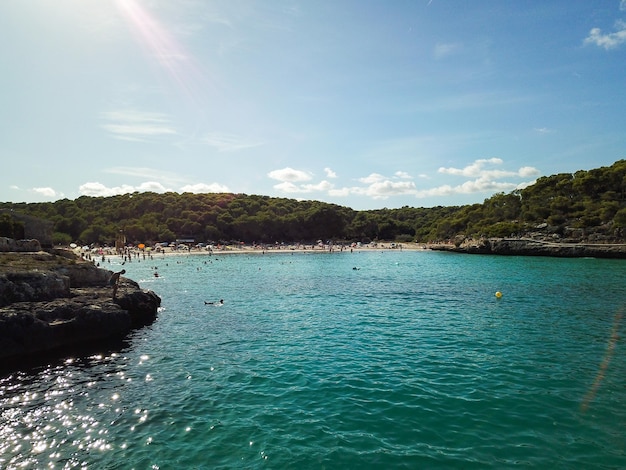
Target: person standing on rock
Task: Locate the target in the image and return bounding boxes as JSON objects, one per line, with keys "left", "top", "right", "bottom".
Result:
{"left": 109, "top": 269, "right": 126, "bottom": 299}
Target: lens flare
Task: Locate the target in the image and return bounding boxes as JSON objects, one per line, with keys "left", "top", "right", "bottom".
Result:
{"left": 114, "top": 0, "right": 209, "bottom": 103}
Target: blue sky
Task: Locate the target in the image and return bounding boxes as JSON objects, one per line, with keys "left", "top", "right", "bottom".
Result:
{"left": 1, "top": 0, "right": 625, "bottom": 210}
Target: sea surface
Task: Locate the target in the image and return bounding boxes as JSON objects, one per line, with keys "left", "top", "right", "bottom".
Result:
{"left": 1, "top": 250, "right": 625, "bottom": 469}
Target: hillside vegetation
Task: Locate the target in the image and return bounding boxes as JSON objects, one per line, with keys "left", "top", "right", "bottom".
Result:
{"left": 2, "top": 160, "right": 625, "bottom": 246}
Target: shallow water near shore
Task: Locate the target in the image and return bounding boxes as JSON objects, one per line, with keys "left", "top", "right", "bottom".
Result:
{"left": 1, "top": 250, "right": 626, "bottom": 468}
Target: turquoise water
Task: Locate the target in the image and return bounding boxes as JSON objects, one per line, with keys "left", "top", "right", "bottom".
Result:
{"left": 1, "top": 250, "right": 625, "bottom": 469}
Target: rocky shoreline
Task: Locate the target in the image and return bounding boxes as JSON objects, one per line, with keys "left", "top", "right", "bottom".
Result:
{"left": 429, "top": 237, "right": 626, "bottom": 258}
{"left": 0, "top": 244, "right": 161, "bottom": 370}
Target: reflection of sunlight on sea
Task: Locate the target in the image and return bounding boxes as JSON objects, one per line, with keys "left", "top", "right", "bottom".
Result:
{"left": 1, "top": 252, "right": 626, "bottom": 468}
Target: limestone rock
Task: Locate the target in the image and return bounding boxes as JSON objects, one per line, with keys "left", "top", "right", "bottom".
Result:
{"left": 0, "top": 272, "right": 70, "bottom": 307}
{"left": 0, "top": 237, "right": 42, "bottom": 252}
{"left": 431, "top": 237, "right": 626, "bottom": 258}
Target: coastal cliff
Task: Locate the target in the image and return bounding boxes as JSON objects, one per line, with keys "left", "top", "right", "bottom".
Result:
{"left": 0, "top": 241, "right": 161, "bottom": 369}
{"left": 430, "top": 237, "right": 626, "bottom": 258}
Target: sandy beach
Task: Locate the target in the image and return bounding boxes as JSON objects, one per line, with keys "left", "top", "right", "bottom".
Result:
{"left": 74, "top": 241, "right": 430, "bottom": 262}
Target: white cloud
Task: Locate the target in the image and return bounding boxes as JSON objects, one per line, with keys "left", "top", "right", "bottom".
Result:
{"left": 273, "top": 181, "right": 301, "bottom": 193}
{"left": 272, "top": 180, "right": 333, "bottom": 194}
{"left": 358, "top": 173, "right": 386, "bottom": 184}
{"left": 438, "top": 158, "right": 504, "bottom": 177}
{"left": 31, "top": 187, "right": 61, "bottom": 198}
{"left": 268, "top": 160, "right": 539, "bottom": 203}
{"left": 267, "top": 167, "right": 313, "bottom": 182}
{"left": 329, "top": 172, "right": 419, "bottom": 200}
{"left": 432, "top": 158, "right": 540, "bottom": 197}
{"left": 456, "top": 179, "right": 517, "bottom": 194}
{"left": 621, "top": 0, "right": 626, "bottom": 11}
{"left": 518, "top": 166, "right": 540, "bottom": 178}
{"left": 437, "top": 158, "right": 539, "bottom": 183}
{"left": 301, "top": 181, "right": 334, "bottom": 192}
{"left": 79, "top": 180, "right": 229, "bottom": 197}
{"left": 415, "top": 179, "right": 517, "bottom": 198}
{"left": 100, "top": 110, "right": 177, "bottom": 142}
{"left": 78, "top": 181, "right": 171, "bottom": 197}
{"left": 79, "top": 182, "right": 137, "bottom": 197}
{"left": 356, "top": 180, "right": 418, "bottom": 199}
{"left": 203, "top": 132, "right": 264, "bottom": 152}
{"left": 414, "top": 159, "right": 541, "bottom": 199}
{"left": 180, "top": 182, "right": 230, "bottom": 193}
{"left": 584, "top": 20, "right": 626, "bottom": 49}
{"left": 324, "top": 167, "right": 337, "bottom": 178}
{"left": 136, "top": 181, "right": 171, "bottom": 193}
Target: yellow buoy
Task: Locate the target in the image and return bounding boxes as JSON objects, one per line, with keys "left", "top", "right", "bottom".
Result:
{"left": 495, "top": 291, "right": 503, "bottom": 298}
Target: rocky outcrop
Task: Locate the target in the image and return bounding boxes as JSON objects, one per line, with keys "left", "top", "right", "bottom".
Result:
{"left": 0, "top": 247, "right": 161, "bottom": 369}
{"left": 0, "top": 237, "right": 42, "bottom": 252}
{"left": 430, "top": 238, "right": 626, "bottom": 258}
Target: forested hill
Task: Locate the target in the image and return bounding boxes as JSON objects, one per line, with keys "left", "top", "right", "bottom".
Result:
{"left": 2, "top": 160, "right": 626, "bottom": 246}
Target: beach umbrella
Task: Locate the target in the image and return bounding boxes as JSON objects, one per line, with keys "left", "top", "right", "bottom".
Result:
{"left": 69, "top": 243, "right": 77, "bottom": 248}
{"left": 138, "top": 243, "right": 145, "bottom": 249}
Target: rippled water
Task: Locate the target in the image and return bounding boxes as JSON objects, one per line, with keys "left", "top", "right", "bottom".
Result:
{"left": 1, "top": 250, "right": 625, "bottom": 469}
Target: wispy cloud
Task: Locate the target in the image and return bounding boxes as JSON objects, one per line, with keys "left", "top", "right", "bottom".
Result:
{"left": 203, "top": 132, "right": 265, "bottom": 152}
{"left": 534, "top": 127, "right": 554, "bottom": 134}
{"left": 418, "top": 91, "right": 529, "bottom": 112}
{"left": 584, "top": 20, "right": 626, "bottom": 49}
{"left": 100, "top": 110, "right": 177, "bottom": 142}
{"left": 105, "top": 166, "right": 187, "bottom": 185}
{"left": 433, "top": 42, "right": 462, "bottom": 60}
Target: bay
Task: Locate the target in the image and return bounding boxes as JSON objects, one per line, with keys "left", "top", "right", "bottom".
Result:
{"left": 1, "top": 250, "right": 625, "bottom": 469}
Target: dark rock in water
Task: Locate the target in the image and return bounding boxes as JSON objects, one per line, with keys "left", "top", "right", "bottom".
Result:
{"left": 0, "top": 297, "right": 132, "bottom": 362}
{"left": 0, "top": 246, "right": 161, "bottom": 371}
{"left": 114, "top": 286, "right": 162, "bottom": 327}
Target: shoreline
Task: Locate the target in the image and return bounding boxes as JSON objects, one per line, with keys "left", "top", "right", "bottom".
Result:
{"left": 71, "top": 238, "right": 626, "bottom": 260}
{"left": 75, "top": 242, "right": 429, "bottom": 259}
